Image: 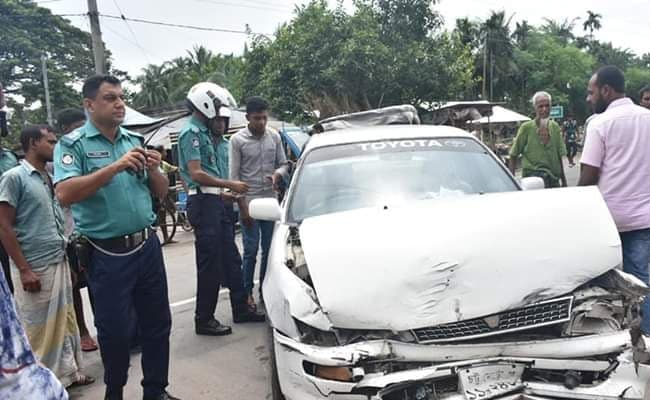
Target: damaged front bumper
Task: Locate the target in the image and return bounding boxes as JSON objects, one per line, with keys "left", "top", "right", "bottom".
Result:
{"left": 273, "top": 329, "right": 650, "bottom": 400}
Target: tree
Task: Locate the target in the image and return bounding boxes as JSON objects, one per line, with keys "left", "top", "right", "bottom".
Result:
{"left": 0, "top": 0, "right": 98, "bottom": 138}
{"left": 454, "top": 17, "right": 481, "bottom": 51}
{"left": 583, "top": 10, "right": 602, "bottom": 41}
{"left": 512, "top": 20, "right": 532, "bottom": 49}
{"left": 132, "top": 46, "right": 245, "bottom": 109}
{"left": 541, "top": 17, "right": 579, "bottom": 44}
{"left": 480, "top": 11, "right": 516, "bottom": 101}
{"left": 512, "top": 32, "right": 595, "bottom": 120}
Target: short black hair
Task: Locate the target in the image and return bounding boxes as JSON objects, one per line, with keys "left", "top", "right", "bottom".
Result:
{"left": 595, "top": 65, "right": 625, "bottom": 93}
{"left": 20, "top": 124, "right": 53, "bottom": 153}
{"left": 55, "top": 108, "right": 85, "bottom": 131}
{"left": 245, "top": 96, "right": 269, "bottom": 114}
{"left": 82, "top": 75, "right": 121, "bottom": 99}
{"left": 639, "top": 85, "right": 650, "bottom": 98}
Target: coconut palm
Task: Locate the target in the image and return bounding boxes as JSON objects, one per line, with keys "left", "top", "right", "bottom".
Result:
{"left": 583, "top": 10, "right": 602, "bottom": 41}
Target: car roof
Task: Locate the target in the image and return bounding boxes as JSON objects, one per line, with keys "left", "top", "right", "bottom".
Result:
{"left": 303, "top": 124, "right": 476, "bottom": 152}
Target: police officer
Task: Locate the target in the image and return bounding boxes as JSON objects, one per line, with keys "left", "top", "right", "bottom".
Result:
{"left": 53, "top": 75, "right": 179, "bottom": 400}
{"left": 178, "top": 82, "right": 265, "bottom": 336}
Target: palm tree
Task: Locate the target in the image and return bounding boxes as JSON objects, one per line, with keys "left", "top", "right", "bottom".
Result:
{"left": 542, "top": 18, "right": 579, "bottom": 44}
{"left": 133, "top": 64, "right": 172, "bottom": 108}
{"left": 480, "top": 11, "right": 515, "bottom": 100}
{"left": 583, "top": 10, "right": 602, "bottom": 41}
{"left": 512, "top": 20, "right": 531, "bottom": 48}
{"left": 454, "top": 17, "right": 480, "bottom": 50}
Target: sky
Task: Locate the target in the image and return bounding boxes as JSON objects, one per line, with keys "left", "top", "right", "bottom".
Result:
{"left": 40, "top": 0, "right": 650, "bottom": 78}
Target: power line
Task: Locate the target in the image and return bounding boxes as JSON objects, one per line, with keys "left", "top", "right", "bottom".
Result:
{"left": 99, "top": 13, "right": 269, "bottom": 35}
{"left": 102, "top": 20, "right": 158, "bottom": 61}
{"left": 109, "top": 0, "right": 152, "bottom": 64}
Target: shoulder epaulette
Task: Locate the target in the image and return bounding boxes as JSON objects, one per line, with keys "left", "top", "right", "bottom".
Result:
{"left": 60, "top": 129, "right": 84, "bottom": 146}
{"left": 122, "top": 128, "right": 145, "bottom": 144}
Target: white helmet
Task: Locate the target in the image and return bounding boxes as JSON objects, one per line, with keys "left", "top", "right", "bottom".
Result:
{"left": 186, "top": 82, "right": 237, "bottom": 119}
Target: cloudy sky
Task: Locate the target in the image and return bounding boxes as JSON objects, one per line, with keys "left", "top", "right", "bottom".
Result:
{"left": 41, "top": 0, "right": 650, "bottom": 78}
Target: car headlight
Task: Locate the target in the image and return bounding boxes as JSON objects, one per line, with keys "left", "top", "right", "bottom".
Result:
{"left": 286, "top": 226, "right": 311, "bottom": 283}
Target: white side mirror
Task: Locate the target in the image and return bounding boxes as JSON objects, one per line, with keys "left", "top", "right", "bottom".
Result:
{"left": 520, "top": 177, "right": 545, "bottom": 191}
{"left": 249, "top": 198, "right": 282, "bottom": 221}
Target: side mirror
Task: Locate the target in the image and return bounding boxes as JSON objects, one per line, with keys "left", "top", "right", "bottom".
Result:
{"left": 249, "top": 198, "right": 282, "bottom": 221}
{"left": 520, "top": 177, "right": 545, "bottom": 191}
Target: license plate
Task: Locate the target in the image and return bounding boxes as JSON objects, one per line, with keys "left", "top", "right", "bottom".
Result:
{"left": 458, "top": 363, "right": 524, "bottom": 400}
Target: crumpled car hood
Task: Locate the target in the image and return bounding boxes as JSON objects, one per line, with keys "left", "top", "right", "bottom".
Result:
{"left": 299, "top": 187, "right": 621, "bottom": 331}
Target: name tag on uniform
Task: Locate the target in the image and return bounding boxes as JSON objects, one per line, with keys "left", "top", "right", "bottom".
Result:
{"left": 86, "top": 151, "right": 110, "bottom": 158}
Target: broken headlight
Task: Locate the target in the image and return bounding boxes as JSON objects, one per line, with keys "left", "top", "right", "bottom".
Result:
{"left": 286, "top": 226, "right": 311, "bottom": 283}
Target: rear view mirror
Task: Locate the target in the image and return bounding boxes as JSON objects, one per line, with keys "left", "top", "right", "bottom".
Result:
{"left": 249, "top": 198, "right": 282, "bottom": 221}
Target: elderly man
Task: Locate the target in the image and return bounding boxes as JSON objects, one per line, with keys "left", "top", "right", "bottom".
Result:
{"left": 508, "top": 91, "right": 567, "bottom": 188}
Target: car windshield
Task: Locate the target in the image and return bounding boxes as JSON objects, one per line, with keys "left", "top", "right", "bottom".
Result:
{"left": 287, "top": 137, "right": 518, "bottom": 222}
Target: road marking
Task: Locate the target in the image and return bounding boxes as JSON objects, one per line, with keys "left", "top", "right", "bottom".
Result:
{"left": 170, "top": 279, "right": 260, "bottom": 309}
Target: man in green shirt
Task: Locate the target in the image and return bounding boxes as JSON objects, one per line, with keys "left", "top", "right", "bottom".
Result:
{"left": 508, "top": 91, "right": 568, "bottom": 188}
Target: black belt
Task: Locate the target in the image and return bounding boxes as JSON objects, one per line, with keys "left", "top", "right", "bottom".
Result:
{"left": 89, "top": 228, "right": 153, "bottom": 252}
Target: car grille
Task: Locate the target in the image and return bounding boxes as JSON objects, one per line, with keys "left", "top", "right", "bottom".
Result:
{"left": 413, "top": 296, "right": 573, "bottom": 343}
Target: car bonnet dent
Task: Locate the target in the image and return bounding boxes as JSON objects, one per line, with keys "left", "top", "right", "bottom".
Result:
{"left": 299, "top": 187, "right": 621, "bottom": 330}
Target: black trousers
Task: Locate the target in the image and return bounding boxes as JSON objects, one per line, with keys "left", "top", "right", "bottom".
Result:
{"left": 187, "top": 193, "right": 247, "bottom": 322}
{"left": 566, "top": 141, "right": 578, "bottom": 159}
{"left": 86, "top": 235, "right": 171, "bottom": 398}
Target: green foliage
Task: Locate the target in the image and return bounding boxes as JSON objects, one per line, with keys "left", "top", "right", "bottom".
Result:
{"left": 129, "top": 1, "right": 650, "bottom": 125}
{"left": 132, "top": 46, "right": 245, "bottom": 109}
{"left": 626, "top": 67, "right": 650, "bottom": 102}
{"left": 0, "top": 0, "right": 98, "bottom": 145}
{"left": 238, "top": 0, "right": 474, "bottom": 121}
{"left": 512, "top": 33, "right": 595, "bottom": 119}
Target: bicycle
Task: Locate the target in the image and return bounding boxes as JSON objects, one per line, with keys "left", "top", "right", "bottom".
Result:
{"left": 156, "top": 192, "right": 178, "bottom": 246}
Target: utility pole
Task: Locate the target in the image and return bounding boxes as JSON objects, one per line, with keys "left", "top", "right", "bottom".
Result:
{"left": 41, "top": 55, "right": 53, "bottom": 126}
{"left": 87, "top": 0, "right": 105, "bottom": 74}
{"left": 482, "top": 34, "right": 488, "bottom": 100}
{"left": 489, "top": 53, "right": 495, "bottom": 102}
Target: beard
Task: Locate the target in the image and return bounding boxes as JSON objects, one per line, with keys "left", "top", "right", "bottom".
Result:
{"left": 592, "top": 97, "right": 608, "bottom": 114}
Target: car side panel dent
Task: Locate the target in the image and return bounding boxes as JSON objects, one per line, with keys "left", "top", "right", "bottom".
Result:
{"left": 263, "top": 224, "right": 333, "bottom": 338}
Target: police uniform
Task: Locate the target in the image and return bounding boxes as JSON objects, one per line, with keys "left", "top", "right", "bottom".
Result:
{"left": 177, "top": 116, "right": 253, "bottom": 329}
{"left": 53, "top": 121, "right": 171, "bottom": 399}
{"left": 0, "top": 147, "right": 18, "bottom": 293}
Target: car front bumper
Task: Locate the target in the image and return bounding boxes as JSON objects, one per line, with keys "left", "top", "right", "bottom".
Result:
{"left": 273, "top": 329, "right": 650, "bottom": 400}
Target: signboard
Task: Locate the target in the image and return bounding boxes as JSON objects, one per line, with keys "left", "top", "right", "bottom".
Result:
{"left": 550, "top": 105, "right": 564, "bottom": 119}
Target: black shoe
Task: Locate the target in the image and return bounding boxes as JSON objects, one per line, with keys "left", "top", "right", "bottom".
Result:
{"left": 233, "top": 304, "right": 266, "bottom": 323}
{"left": 144, "top": 391, "right": 181, "bottom": 400}
{"left": 195, "top": 319, "right": 232, "bottom": 336}
{"left": 105, "top": 389, "right": 123, "bottom": 400}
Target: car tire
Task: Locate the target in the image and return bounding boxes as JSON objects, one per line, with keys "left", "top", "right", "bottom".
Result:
{"left": 267, "top": 326, "right": 287, "bottom": 400}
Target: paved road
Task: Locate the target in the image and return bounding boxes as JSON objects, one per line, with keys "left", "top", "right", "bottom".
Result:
{"left": 69, "top": 156, "right": 582, "bottom": 399}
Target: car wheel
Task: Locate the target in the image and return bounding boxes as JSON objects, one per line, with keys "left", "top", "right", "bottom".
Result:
{"left": 267, "top": 326, "right": 287, "bottom": 400}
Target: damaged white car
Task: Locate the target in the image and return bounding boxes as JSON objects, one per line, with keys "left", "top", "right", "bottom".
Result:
{"left": 249, "top": 125, "right": 650, "bottom": 400}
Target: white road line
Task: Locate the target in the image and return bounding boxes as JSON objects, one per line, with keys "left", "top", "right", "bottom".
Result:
{"left": 169, "top": 279, "right": 260, "bottom": 308}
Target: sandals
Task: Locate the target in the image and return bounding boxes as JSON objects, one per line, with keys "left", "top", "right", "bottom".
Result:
{"left": 68, "top": 374, "right": 95, "bottom": 388}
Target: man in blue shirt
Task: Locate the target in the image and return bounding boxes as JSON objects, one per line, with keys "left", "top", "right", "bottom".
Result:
{"left": 178, "top": 82, "right": 264, "bottom": 336}
{"left": 53, "top": 75, "right": 179, "bottom": 400}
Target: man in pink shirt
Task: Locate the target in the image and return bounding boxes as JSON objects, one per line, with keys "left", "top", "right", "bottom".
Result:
{"left": 579, "top": 65, "right": 650, "bottom": 335}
